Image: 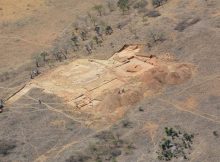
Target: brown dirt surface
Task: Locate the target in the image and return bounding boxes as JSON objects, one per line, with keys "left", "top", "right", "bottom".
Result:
{"left": 5, "top": 45, "right": 194, "bottom": 128}
{"left": 0, "top": 0, "right": 220, "bottom": 162}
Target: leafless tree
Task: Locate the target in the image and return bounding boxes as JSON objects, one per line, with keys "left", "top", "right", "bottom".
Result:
{"left": 93, "top": 5, "right": 104, "bottom": 16}
{"left": 107, "top": 0, "right": 116, "bottom": 12}
{"left": 85, "top": 44, "right": 92, "bottom": 54}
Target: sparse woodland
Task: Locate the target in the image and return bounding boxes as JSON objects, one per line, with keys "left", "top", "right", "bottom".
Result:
{"left": 34, "top": 0, "right": 168, "bottom": 70}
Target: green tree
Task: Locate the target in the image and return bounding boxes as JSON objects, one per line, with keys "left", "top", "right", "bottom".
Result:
{"left": 117, "top": 0, "right": 130, "bottom": 14}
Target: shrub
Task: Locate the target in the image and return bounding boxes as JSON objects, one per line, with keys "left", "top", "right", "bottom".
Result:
{"left": 121, "top": 120, "right": 133, "bottom": 128}
{"left": 213, "top": 131, "right": 219, "bottom": 137}
{"left": 105, "top": 26, "right": 113, "bottom": 35}
{"left": 30, "top": 68, "right": 40, "bottom": 79}
{"left": 145, "top": 10, "right": 161, "bottom": 17}
{"left": 117, "top": 0, "right": 130, "bottom": 14}
{"left": 133, "top": 0, "right": 148, "bottom": 9}
{"left": 152, "top": 0, "right": 167, "bottom": 8}
{"left": 174, "top": 18, "right": 200, "bottom": 32}
{"left": 138, "top": 106, "right": 144, "bottom": 111}
{"left": 117, "top": 18, "right": 131, "bottom": 29}
{"left": 146, "top": 29, "right": 165, "bottom": 45}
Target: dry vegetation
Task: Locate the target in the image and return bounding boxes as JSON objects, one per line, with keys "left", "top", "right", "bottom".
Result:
{"left": 0, "top": 0, "right": 220, "bottom": 162}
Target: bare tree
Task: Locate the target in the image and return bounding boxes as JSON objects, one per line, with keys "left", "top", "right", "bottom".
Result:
{"left": 87, "top": 12, "right": 97, "bottom": 27}
{"left": 129, "top": 25, "right": 139, "bottom": 39}
{"left": 73, "top": 21, "right": 80, "bottom": 32}
{"left": 105, "top": 25, "right": 113, "bottom": 35}
{"left": 60, "top": 48, "right": 68, "bottom": 59}
{"left": 0, "top": 99, "right": 3, "bottom": 113}
{"left": 40, "top": 51, "right": 48, "bottom": 62}
{"left": 93, "top": 36, "right": 103, "bottom": 47}
{"left": 0, "top": 99, "right": 3, "bottom": 109}
{"left": 71, "top": 35, "right": 80, "bottom": 51}
{"left": 30, "top": 68, "right": 40, "bottom": 79}
{"left": 93, "top": 5, "right": 104, "bottom": 16}
{"left": 147, "top": 30, "right": 165, "bottom": 43}
{"left": 80, "top": 30, "right": 88, "bottom": 41}
{"left": 107, "top": 0, "right": 116, "bottom": 12}
{"left": 85, "top": 44, "right": 92, "bottom": 54}
{"left": 34, "top": 55, "right": 42, "bottom": 67}
{"left": 146, "top": 28, "right": 166, "bottom": 49}
{"left": 53, "top": 49, "right": 67, "bottom": 62}
{"left": 95, "top": 25, "right": 103, "bottom": 39}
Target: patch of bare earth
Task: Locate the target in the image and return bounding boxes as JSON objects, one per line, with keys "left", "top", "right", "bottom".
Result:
{"left": 7, "top": 45, "right": 194, "bottom": 129}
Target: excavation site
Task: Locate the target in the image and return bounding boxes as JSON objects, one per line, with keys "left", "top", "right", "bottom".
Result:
{"left": 0, "top": 0, "right": 220, "bottom": 162}
{"left": 7, "top": 45, "right": 194, "bottom": 129}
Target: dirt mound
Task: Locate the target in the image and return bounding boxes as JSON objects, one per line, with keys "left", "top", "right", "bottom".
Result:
{"left": 98, "top": 88, "right": 143, "bottom": 111}
{"left": 141, "top": 66, "right": 168, "bottom": 90}
{"left": 141, "top": 63, "right": 193, "bottom": 89}
{"left": 166, "top": 64, "right": 193, "bottom": 85}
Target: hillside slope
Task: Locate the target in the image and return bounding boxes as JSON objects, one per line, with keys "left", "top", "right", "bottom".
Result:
{"left": 0, "top": 0, "right": 220, "bottom": 162}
